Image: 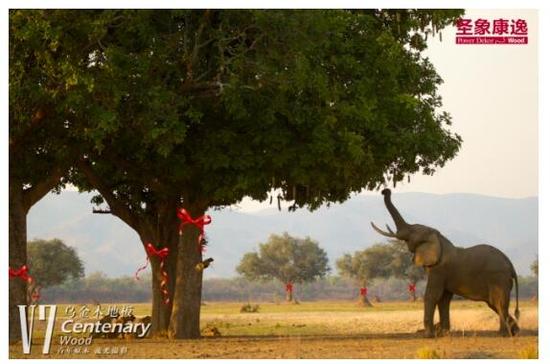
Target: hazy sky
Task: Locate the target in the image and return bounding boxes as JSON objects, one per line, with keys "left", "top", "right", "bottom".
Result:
{"left": 391, "top": 9, "right": 538, "bottom": 199}
{"left": 236, "top": 9, "right": 539, "bottom": 212}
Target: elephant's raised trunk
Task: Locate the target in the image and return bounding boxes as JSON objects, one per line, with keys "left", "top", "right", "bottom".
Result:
{"left": 371, "top": 189, "right": 411, "bottom": 240}
{"left": 382, "top": 189, "right": 409, "bottom": 231}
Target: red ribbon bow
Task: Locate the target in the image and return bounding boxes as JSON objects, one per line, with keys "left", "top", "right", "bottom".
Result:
{"left": 360, "top": 287, "right": 367, "bottom": 297}
{"left": 408, "top": 283, "right": 416, "bottom": 293}
{"left": 286, "top": 282, "right": 294, "bottom": 293}
{"left": 135, "top": 243, "right": 171, "bottom": 305}
{"left": 177, "top": 208, "right": 212, "bottom": 252}
{"left": 9, "top": 265, "right": 33, "bottom": 283}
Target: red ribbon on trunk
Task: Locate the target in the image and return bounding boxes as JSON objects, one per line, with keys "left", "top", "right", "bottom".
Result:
{"left": 360, "top": 287, "right": 367, "bottom": 297}
{"left": 408, "top": 283, "right": 416, "bottom": 293}
{"left": 9, "top": 265, "right": 33, "bottom": 283}
{"left": 286, "top": 282, "right": 293, "bottom": 293}
{"left": 135, "top": 243, "right": 171, "bottom": 305}
{"left": 31, "top": 286, "right": 41, "bottom": 303}
{"left": 177, "top": 208, "right": 212, "bottom": 252}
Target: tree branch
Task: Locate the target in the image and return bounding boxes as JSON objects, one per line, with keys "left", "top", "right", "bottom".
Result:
{"left": 77, "top": 159, "right": 144, "bottom": 233}
{"left": 22, "top": 166, "right": 65, "bottom": 212}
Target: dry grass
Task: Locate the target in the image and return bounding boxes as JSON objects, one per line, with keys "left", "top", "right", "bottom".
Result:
{"left": 517, "top": 345, "right": 538, "bottom": 359}
{"left": 9, "top": 300, "right": 538, "bottom": 359}
{"left": 416, "top": 347, "right": 443, "bottom": 359}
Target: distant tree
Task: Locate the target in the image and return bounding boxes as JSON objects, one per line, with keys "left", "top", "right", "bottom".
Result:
{"left": 27, "top": 239, "right": 85, "bottom": 291}
{"left": 336, "top": 243, "right": 394, "bottom": 306}
{"left": 237, "top": 233, "right": 330, "bottom": 302}
{"left": 531, "top": 256, "right": 538, "bottom": 277}
{"left": 530, "top": 256, "right": 538, "bottom": 301}
{"left": 388, "top": 241, "right": 426, "bottom": 301}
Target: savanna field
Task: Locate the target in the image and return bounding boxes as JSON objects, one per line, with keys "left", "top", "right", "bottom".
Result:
{"left": 10, "top": 300, "right": 538, "bottom": 359}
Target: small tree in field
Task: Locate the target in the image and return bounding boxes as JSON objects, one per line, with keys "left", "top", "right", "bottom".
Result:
{"left": 237, "top": 233, "right": 330, "bottom": 302}
{"left": 388, "top": 241, "right": 426, "bottom": 301}
{"left": 336, "top": 243, "right": 393, "bottom": 306}
{"left": 531, "top": 256, "right": 538, "bottom": 277}
{"left": 28, "top": 239, "right": 85, "bottom": 288}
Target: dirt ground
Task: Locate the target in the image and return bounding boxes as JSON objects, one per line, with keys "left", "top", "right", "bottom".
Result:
{"left": 9, "top": 300, "right": 538, "bottom": 359}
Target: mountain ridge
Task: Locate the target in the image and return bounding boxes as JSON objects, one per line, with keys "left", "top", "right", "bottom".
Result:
{"left": 27, "top": 190, "right": 538, "bottom": 278}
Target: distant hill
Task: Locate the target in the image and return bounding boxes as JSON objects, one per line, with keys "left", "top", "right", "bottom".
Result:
{"left": 27, "top": 190, "right": 538, "bottom": 277}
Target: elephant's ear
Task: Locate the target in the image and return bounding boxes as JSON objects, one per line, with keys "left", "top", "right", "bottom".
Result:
{"left": 414, "top": 233, "right": 441, "bottom": 267}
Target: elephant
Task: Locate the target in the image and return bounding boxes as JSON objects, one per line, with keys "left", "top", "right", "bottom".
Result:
{"left": 371, "top": 189, "right": 520, "bottom": 338}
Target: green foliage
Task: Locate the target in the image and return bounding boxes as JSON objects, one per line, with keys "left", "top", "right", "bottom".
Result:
{"left": 336, "top": 243, "right": 393, "bottom": 283}
{"left": 387, "top": 241, "right": 426, "bottom": 283}
{"left": 27, "top": 239, "right": 84, "bottom": 288}
{"left": 9, "top": 9, "right": 465, "bottom": 217}
{"left": 236, "top": 233, "right": 330, "bottom": 284}
{"left": 336, "top": 241, "right": 425, "bottom": 284}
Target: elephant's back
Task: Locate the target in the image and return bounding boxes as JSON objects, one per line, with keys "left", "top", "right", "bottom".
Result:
{"left": 459, "top": 244, "right": 516, "bottom": 274}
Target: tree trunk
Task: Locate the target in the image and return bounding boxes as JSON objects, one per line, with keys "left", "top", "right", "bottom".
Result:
{"left": 142, "top": 206, "right": 180, "bottom": 336}
{"left": 358, "top": 293, "right": 373, "bottom": 307}
{"left": 9, "top": 183, "right": 28, "bottom": 343}
{"left": 357, "top": 281, "right": 372, "bottom": 307}
{"left": 149, "top": 251, "right": 176, "bottom": 335}
{"left": 168, "top": 204, "right": 205, "bottom": 339}
{"left": 408, "top": 282, "right": 417, "bottom": 302}
{"left": 286, "top": 289, "right": 293, "bottom": 302}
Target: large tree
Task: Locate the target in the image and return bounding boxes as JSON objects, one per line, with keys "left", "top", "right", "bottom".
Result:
{"left": 8, "top": 10, "right": 113, "bottom": 342}
{"left": 18, "top": 9, "right": 464, "bottom": 338}
{"left": 237, "top": 233, "right": 330, "bottom": 302}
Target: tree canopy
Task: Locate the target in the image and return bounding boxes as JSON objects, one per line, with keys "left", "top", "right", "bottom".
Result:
{"left": 52, "top": 9, "right": 466, "bottom": 213}
{"left": 27, "top": 239, "right": 85, "bottom": 288}
{"left": 336, "top": 241, "right": 425, "bottom": 285}
{"left": 337, "top": 243, "right": 393, "bottom": 284}
{"left": 237, "top": 233, "right": 330, "bottom": 284}
{"left": 387, "top": 241, "right": 426, "bottom": 283}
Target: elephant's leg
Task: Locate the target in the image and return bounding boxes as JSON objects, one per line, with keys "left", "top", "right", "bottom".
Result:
{"left": 437, "top": 290, "right": 453, "bottom": 335}
{"left": 486, "top": 302, "right": 505, "bottom": 333}
{"left": 490, "top": 288, "right": 513, "bottom": 337}
{"left": 423, "top": 275, "right": 444, "bottom": 338}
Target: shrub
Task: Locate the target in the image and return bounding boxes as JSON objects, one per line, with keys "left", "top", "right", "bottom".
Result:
{"left": 240, "top": 303, "right": 260, "bottom": 313}
{"left": 416, "top": 347, "right": 442, "bottom": 359}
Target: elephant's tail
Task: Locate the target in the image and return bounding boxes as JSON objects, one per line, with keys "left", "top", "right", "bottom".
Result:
{"left": 513, "top": 270, "right": 520, "bottom": 321}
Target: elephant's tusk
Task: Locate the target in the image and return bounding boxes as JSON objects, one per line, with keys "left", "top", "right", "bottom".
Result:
{"left": 371, "top": 222, "right": 397, "bottom": 238}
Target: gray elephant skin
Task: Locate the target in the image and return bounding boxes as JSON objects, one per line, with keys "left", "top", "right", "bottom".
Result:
{"left": 371, "top": 189, "right": 520, "bottom": 338}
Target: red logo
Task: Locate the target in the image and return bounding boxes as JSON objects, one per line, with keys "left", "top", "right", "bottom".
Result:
{"left": 455, "top": 18, "right": 528, "bottom": 45}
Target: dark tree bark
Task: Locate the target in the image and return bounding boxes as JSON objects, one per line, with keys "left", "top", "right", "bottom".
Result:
{"left": 141, "top": 209, "right": 179, "bottom": 335}
{"left": 168, "top": 203, "right": 205, "bottom": 339}
{"left": 9, "top": 170, "right": 63, "bottom": 343}
{"left": 9, "top": 182, "right": 28, "bottom": 344}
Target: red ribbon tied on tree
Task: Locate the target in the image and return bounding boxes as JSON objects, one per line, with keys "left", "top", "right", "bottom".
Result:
{"left": 408, "top": 283, "right": 416, "bottom": 293}
{"left": 135, "top": 243, "right": 171, "bottom": 305}
{"left": 360, "top": 287, "right": 367, "bottom": 297}
{"left": 286, "top": 282, "right": 294, "bottom": 293}
{"left": 177, "top": 208, "right": 212, "bottom": 252}
{"left": 9, "top": 265, "right": 33, "bottom": 283}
